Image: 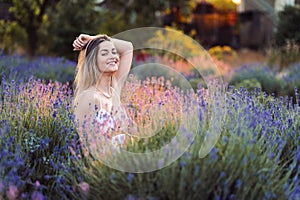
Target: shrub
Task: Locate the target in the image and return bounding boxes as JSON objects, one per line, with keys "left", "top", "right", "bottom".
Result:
{"left": 230, "top": 64, "right": 285, "bottom": 96}
{"left": 0, "top": 72, "right": 299, "bottom": 199}
{"left": 65, "top": 83, "right": 299, "bottom": 200}
{"left": 147, "top": 26, "right": 207, "bottom": 61}
{"left": 275, "top": 6, "right": 300, "bottom": 47}
{"left": 189, "top": 78, "right": 206, "bottom": 90}
{"left": 0, "top": 77, "right": 79, "bottom": 199}
{"left": 0, "top": 52, "right": 76, "bottom": 84}
{"left": 208, "top": 45, "right": 237, "bottom": 61}
{"left": 282, "top": 63, "right": 300, "bottom": 97}
{"left": 234, "top": 78, "right": 262, "bottom": 92}
{"left": 266, "top": 40, "right": 300, "bottom": 69}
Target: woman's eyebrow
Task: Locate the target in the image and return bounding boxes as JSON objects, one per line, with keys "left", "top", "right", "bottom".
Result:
{"left": 100, "top": 48, "right": 117, "bottom": 52}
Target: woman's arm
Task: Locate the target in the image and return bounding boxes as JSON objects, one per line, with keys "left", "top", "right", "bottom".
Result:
{"left": 73, "top": 34, "right": 133, "bottom": 87}
{"left": 73, "top": 34, "right": 97, "bottom": 51}
{"left": 111, "top": 38, "right": 133, "bottom": 86}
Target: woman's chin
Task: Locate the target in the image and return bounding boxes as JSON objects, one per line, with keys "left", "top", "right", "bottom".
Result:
{"left": 104, "top": 65, "right": 118, "bottom": 73}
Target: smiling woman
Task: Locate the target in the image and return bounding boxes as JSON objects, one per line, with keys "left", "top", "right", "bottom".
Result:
{"left": 72, "top": 34, "right": 133, "bottom": 151}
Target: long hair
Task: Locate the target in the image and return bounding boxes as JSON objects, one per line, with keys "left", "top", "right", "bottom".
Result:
{"left": 74, "top": 35, "right": 119, "bottom": 103}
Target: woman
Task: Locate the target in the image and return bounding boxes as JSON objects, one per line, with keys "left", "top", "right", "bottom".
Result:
{"left": 72, "top": 34, "right": 133, "bottom": 149}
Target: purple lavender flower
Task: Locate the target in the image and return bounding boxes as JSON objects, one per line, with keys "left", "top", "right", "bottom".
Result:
{"left": 127, "top": 173, "right": 134, "bottom": 184}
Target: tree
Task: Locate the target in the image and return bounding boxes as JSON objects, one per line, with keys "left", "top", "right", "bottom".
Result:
{"left": 7, "top": 0, "right": 60, "bottom": 57}
{"left": 0, "top": 0, "right": 105, "bottom": 59}
{"left": 101, "top": 0, "right": 193, "bottom": 30}
{"left": 0, "top": 0, "right": 195, "bottom": 59}
{"left": 42, "top": 0, "right": 103, "bottom": 60}
{"left": 275, "top": 5, "right": 300, "bottom": 46}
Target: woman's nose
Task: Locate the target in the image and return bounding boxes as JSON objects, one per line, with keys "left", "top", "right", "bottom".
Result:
{"left": 110, "top": 52, "right": 119, "bottom": 59}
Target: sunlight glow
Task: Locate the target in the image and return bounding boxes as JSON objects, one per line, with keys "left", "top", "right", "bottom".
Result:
{"left": 232, "top": 0, "right": 241, "bottom": 4}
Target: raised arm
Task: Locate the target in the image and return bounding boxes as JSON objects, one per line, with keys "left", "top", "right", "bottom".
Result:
{"left": 111, "top": 37, "right": 133, "bottom": 86}
{"left": 73, "top": 34, "right": 133, "bottom": 85}
{"left": 73, "top": 34, "right": 97, "bottom": 51}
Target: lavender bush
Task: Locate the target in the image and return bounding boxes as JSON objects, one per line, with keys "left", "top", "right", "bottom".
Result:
{"left": 230, "top": 64, "right": 285, "bottom": 96}
{"left": 65, "top": 84, "right": 299, "bottom": 200}
{"left": 282, "top": 63, "right": 300, "bottom": 97}
{"left": 0, "top": 52, "right": 76, "bottom": 84}
{"left": 0, "top": 55, "right": 299, "bottom": 199}
{"left": 230, "top": 62, "right": 300, "bottom": 99}
{"left": 0, "top": 77, "right": 80, "bottom": 199}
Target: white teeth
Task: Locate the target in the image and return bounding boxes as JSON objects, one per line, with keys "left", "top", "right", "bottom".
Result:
{"left": 108, "top": 60, "right": 117, "bottom": 64}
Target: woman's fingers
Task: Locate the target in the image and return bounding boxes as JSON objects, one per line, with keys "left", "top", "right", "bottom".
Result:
{"left": 75, "top": 38, "right": 85, "bottom": 46}
{"left": 73, "top": 38, "right": 86, "bottom": 51}
{"left": 73, "top": 34, "right": 93, "bottom": 51}
{"left": 78, "top": 34, "right": 91, "bottom": 44}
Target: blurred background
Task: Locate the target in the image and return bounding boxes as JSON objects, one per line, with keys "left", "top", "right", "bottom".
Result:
{"left": 0, "top": 0, "right": 299, "bottom": 60}
{"left": 0, "top": 0, "right": 300, "bottom": 96}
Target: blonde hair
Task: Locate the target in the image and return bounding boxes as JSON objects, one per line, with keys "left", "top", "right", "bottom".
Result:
{"left": 73, "top": 36, "right": 118, "bottom": 103}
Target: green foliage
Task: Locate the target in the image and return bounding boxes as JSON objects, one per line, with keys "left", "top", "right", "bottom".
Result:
{"left": 65, "top": 87, "right": 298, "bottom": 200}
{"left": 0, "top": 61, "right": 299, "bottom": 199}
{"left": 41, "top": 0, "right": 103, "bottom": 60}
{"left": 281, "top": 63, "right": 300, "bottom": 97}
{"left": 126, "top": 122, "right": 179, "bottom": 153}
{"left": 147, "top": 27, "right": 207, "bottom": 60}
{"left": 230, "top": 62, "right": 300, "bottom": 97}
{"left": 230, "top": 65, "right": 285, "bottom": 96}
{"left": 0, "top": 0, "right": 196, "bottom": 59}
{"left": 235, "top": 78, "right": 262, "bottom": 91}
{"left": 189, "top": 78, "right": 206, "bottom": 90}
{"left": 206, "top": 0, "right": 236, "bottom": 11}
{"left": 275, "top": 5, "right": 300, "bottom": 46}
{"left": 104, "top": 0, "right": 186, "bottom": 27}
{"left": 6, "top": 0, "right": 57, "bottom": 57}
{"left": 45, "top": 0, "right": 192, "bottom": 59}
{"left": 0, "top": 20, "right": 26, "bottom": 54}
{"left": 0, "top": 0, "right": 104, "bottom": 59}
{"left": 94, "top": 10, "right": 127, "bottom": 36}
{"left": 0, "top": 78, "right": 78, "bottom": 199}
{"left": 266, "top": 40, "right": 300, "bottom": 69}
{"left": 209, "top": 45, "right": 237, "bottom": 61}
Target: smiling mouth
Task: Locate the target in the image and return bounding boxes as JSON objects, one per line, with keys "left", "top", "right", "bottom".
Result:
{"left": 107, "top": 59, "right": 118, "bottom": 65}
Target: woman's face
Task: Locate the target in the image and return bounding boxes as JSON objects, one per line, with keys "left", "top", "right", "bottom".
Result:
{"left": 97, "top": 41, "right": 119, "bottom": 73}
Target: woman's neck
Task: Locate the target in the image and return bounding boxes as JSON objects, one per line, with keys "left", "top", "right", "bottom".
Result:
{"left": 95, "top": 73, "right": 113, "bottom": 98}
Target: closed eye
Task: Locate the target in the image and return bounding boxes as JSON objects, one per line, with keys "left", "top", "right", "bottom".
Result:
{"left": 101, "top": 49, "right": 109, "bottom": 56}
{"left": 100, "top": 49, "right": 118, "bottom": 56}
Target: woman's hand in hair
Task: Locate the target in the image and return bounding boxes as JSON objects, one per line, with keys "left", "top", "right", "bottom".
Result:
{"left": 73, "top": 34, "right": 96, "bottom": 51}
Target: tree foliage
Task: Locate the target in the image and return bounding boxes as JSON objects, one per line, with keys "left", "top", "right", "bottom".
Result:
{"left": 0, "top": 0, "right": 195, "bottom": 59}
{"left": 101, "top": 0, "right": 193, "bottom": 31}
{"left": 0, "top": 20, "right": 26, "bottom": 54}
{"left": 7, "top": 0, "right": 59, "bottom": 57}
{"left": 206, "top": 0, "right": 236, "bottom": 11}
{"left": 41, "top": 0, "right": 103, "bottom": 60}
{"left": 275, "top": 5, "right": 300, "bottom": 46}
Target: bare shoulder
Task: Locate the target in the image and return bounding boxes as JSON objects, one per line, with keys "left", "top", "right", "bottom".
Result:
{"left": 73, "top": 88, "right": 101, "bottom": 117}
{"left": 73, "top": 89, "right": 99, "bottom": 125}
{"left": 74, "top": 89, "right": 96, "bottom": 108}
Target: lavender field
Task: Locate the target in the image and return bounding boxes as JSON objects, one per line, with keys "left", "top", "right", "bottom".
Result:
{"left": 0, "top": 53, "right": 299, "bottom": 200}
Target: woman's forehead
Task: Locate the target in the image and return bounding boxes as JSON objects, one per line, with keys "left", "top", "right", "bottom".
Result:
{"left": 99, "top": 41, "right": 115, "bottom": 50}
